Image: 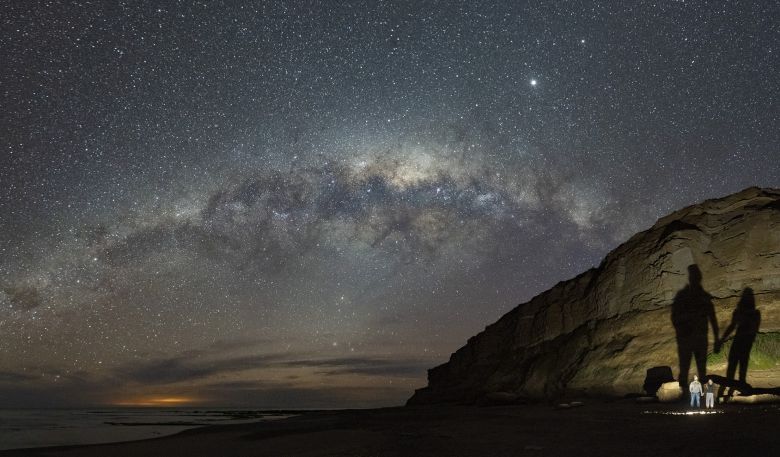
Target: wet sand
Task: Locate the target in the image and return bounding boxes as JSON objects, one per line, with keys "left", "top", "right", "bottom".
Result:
{"left": 2, "top": 400, "right": 778, "bottom": 456}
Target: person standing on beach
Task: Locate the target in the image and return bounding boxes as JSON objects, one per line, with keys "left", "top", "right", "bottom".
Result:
{"left": 703, "top": 379, "right": 716, "bottom": 408}
{"left": 689, "top": 375, "right": 703, "bottom": 407}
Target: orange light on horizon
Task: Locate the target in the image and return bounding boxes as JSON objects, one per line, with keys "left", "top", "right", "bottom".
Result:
{"left": 112, "top": 396, "right": 200, "bottom": 407}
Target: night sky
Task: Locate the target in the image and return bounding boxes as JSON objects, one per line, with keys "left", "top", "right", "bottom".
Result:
{"left": 1, "top": 1, "right": 777, "bottom": 408}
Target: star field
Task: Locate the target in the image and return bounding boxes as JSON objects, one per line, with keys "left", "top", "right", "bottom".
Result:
{"left": 0, "top": 1, "right": 778, "bottom": 407}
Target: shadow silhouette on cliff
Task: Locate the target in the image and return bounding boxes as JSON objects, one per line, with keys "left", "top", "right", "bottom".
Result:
{"left": 708, "top": 374, "right": 780, "bottom": 398}
{"left": 671, "top": 265, "right": 719, "bottom": 390}
{"left": 718, "top": 287, "right": 761, "bottom": 398}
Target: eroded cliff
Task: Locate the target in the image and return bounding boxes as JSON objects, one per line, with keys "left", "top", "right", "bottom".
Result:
{"left": 409, "top": 187, "right": 780, "bottom": 404}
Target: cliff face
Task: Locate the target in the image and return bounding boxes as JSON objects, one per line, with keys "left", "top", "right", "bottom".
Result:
{"left": 408, "top": 187, "right": 780, "bottom": 404}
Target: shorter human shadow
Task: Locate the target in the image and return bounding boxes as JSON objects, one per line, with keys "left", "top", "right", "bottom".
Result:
{"left": 717, "top": 287, "right": 761, "bottom": 399}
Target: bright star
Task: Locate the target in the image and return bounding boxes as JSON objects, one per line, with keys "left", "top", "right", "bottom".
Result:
{"left": 530, "top": 79, "right": 537, "bottom": 86}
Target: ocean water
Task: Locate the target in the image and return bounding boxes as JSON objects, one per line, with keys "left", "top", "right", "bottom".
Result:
{"left": 0, "top": 408, "right": 292, "bottom": 450}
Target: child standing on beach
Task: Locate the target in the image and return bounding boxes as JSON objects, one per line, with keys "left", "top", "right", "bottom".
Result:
{"left": 703, "top": 379, "right": 716, "bottom": 408}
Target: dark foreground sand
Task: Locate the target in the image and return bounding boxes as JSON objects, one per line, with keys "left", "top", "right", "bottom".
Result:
{"left": 3, "top": 401, "right": 779, "bottom": 457}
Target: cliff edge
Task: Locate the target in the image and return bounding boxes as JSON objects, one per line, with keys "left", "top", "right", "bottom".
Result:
{"left": 408, "top": 187, "right": 780, "bottom": 404}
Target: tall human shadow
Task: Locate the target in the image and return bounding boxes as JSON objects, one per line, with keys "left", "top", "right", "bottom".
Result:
{"left": 718, "top": 287, "right": 761, "bottom": 398}
{"left": 671, "top": 265, "right": 719, "bottom": 389}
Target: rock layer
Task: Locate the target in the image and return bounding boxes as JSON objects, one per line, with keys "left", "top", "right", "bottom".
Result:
{"left": 408, "top": 187, "right": 780, "bottom": 404}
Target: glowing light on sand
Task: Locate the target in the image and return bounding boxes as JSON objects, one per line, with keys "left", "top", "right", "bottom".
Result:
{"left": 642, "top": 410, "right": 723, "bottom": 416}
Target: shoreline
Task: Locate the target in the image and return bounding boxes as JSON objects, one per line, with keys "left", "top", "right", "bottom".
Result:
{"left": 0, "top": 409, "right": 351, "bottom": 456}
{"left": 2, "top": 401, "right": 779, "bottom": 456}
{"left": 0, "top": 409, "right": 302, "bottom": 452}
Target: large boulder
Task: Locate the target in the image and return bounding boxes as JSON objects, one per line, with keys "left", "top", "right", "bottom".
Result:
{"left": 656, "top": 382, "right": 684, "bottom": 403}
{"left": 408, "top": 187, "right": 780, "bottom": 404}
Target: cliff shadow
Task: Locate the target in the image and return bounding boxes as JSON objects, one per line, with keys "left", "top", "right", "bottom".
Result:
{"left": 718, "top": 287, "right": 761, "bottom": 398}
{"left": 671, "top": 264, "right": 719, "bottom": 390}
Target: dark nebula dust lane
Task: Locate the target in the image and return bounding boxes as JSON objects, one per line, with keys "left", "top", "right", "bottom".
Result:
{"left": 0, "top": 1, "right": 777, "bottom": 407}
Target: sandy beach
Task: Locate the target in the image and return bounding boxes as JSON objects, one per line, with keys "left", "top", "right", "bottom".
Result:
{"left": 3, "top": 400, "right": 778, "bottom": 457}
